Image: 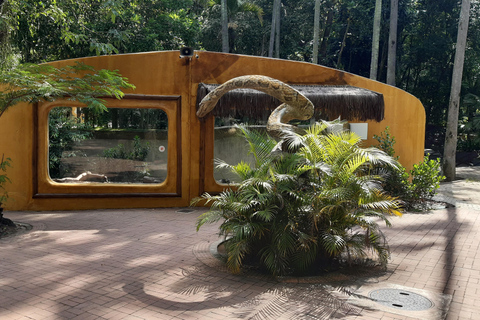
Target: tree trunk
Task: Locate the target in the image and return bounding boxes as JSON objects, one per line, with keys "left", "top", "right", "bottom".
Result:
{"left": 370, "top": 0, "right": 382, "bottom": 80}
{"left": 443, "top": 0, "right": 471, "bottom": 181}
{"left": 319, "top": 7, "right": 334, "bottom": 58}
{"left": 275, "top": 0, "right": 281, "bottom": 58}
{"left": 268, "top": 0, "right": 279, "bottom": 57}
{"left": 221, "top": 0, "right": 229, "bottom": 53}
{"left": 386, "top": 0, "right": 398, "bottom": 86}
{"left": 312, "top": 0, "right": 321, "bottom": 64}
{"left": 337, "top": 18, "right": 350, "bottom": 68}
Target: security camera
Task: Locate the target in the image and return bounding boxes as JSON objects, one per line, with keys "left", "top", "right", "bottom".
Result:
{"left": 179, "top": 47, "right": 194, "bottom": 58}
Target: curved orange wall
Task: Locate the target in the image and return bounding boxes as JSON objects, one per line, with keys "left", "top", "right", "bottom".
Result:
{"left": 0, "top": 51, "right": 425, "bottom": 211}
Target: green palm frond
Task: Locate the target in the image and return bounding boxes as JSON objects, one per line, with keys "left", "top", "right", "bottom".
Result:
{"left": 238, "top": 2, "right": 264, "bottom": 25}
{"left": 224, "top": 237, "right": 250, "bottom": 273}
{"left": 240, "top": 177, "right": 274, "bottom": 193}
{"left": 236, "top": 124, "right": 277, "bottom": 167}
{"left": 215, "top": 158, "right": 253, "bottom": 181}
{"left": 196, "top": 121, "right": 401, "bottom": 276}
{"left": 260, "top": 244, "right": 290, "bottom": 276}
{"left": 358, "top": 190, "right": 403, "bottom": 215}
{"left": 357, "top": 147, "right": 400, "bottom": 169}
{"left": 291, "top": 238, "right": 318, "bottom": 273}
{"left": 320, "top": 232, "right": 347, "bottom": 257}
{"left": 251, "top": 206, "right": 278, "bottom": 222}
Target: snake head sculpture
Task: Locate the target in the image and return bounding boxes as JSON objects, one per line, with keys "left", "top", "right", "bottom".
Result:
{"left": 196, "top": 75, "right": 315, "bottom": 141}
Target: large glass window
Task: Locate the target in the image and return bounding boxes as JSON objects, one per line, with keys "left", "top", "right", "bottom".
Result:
{"left": 213, "top": 116, "right": 266, "bottom": 185}
{"left": 48, "top": 107, "right": 168, "bottom": 184}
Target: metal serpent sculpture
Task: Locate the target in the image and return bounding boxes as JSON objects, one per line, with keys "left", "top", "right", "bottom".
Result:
{"left": 196, "top": 75, "right": 315, "bottom": 140}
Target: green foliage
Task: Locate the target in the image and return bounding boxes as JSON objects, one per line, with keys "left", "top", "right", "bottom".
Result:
{"left": 48, "top": 108, "right": 92, "bottom": 178}
{"left": 0, "top": 0, "right": 18, "bottom": 70}
{"left": 4, "top": 0, "right": 480, "bottom": 148}
{"left": 458, "top": 94, "right": 480, "bottom": 151}
{"left": 103, "top": 144, "right": 128, "bottom": 160}
{"left": 373, "top": 127, "right": 396, "bottom": 158}
{"left": 0, "top": 62, "right": 135, "bottom": 118}
{"left": 374, "top": 127, "right": 445, "bottom": 209}
{"left": 373, "top": 126, "right": 409, "bottom": 199}
{"left": 200, "top": 0, "right": 264, "bottom": 54}
{"left": 0, "top": 155, "right": 12, "bottom": 206}
{"left": 409, "top": 157, "right": 445, "bottom": 202}
{"left": 194, "top": 123, "right": 401, "bottom": 276}
{"left": 11, "top": 0, "right": 201, "bottom": 62}
{"left": 103, "top": 136, "right": 150, "bottom": 161}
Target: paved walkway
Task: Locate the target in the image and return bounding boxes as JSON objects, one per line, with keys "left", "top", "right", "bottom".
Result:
{"left": 1, "top": 168, "right": 480, "bottom": 319}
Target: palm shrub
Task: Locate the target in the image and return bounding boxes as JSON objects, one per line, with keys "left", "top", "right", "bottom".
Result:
{"left": 193, "top": 123, "right": 402, "bottom": 277}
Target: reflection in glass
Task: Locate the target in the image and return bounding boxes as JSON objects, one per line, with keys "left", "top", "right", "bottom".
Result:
{"left": 214, "top": 117, "right": 266, "bottom": 185}
{"left": 48, "top": 107, "right": 168, "bottom": 184}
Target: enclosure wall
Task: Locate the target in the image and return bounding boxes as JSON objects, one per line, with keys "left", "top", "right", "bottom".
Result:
{"left": 0, "top": 51, "right": 425, "bottom": 210}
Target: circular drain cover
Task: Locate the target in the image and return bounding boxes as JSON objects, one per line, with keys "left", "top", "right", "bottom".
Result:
{"left": 368, "top": 289, "right": 433, "bottom": 311}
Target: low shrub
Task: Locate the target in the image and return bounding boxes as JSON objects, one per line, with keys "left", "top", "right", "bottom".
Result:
{"left": 374, "top": 127, "right": 445, "bottom": 209}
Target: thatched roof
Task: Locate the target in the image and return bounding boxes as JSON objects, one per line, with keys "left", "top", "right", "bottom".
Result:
{"left": 197, "top": 83, "right": 385, "bottom": 122}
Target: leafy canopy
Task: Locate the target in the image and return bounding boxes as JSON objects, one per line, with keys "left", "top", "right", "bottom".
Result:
{"left": 0, "top": 62, "right": 135, "bottom": 118}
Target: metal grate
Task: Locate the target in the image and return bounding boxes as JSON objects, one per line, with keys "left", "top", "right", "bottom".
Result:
{"left": 369, "top": 289, "right": 433, "bottom": 311}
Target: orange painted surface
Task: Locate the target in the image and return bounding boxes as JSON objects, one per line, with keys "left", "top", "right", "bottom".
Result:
{"left": 0, "top": 51, "right": 425, "bottom": 211}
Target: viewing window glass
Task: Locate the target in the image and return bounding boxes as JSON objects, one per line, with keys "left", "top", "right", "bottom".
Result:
{"left": 48, "top": 107, "right": 168, "bottom": 184}
{"left": 213, "top": 116, "right": 267, "bottom": 185}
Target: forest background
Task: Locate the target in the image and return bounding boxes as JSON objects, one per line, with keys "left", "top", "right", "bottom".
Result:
{"left": 1, "top": 0, "right": 480, "bottom": 159}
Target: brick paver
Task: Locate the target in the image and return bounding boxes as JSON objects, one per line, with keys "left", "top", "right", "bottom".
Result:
{"left": 1, "top": 196, "right": 480, "bottom": 319}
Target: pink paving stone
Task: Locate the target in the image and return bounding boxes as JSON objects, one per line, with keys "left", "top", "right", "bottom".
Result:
{"left": 0, "top": 200, "right": 479, "bottom": 319}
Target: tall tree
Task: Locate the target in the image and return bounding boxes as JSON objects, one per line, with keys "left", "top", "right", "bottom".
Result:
{"left": 370, "top": 0, "right": 382, "bottom": 80}
{"left": 312, "top": 0, "right": 321, "bottom": 64}
{"left": 443, "top": 0, "right": 471, "bottom": 181}
{"left": 0, "top": 0, "right": 16, "bottom": 70}
{"left": 386, "top": 0, "right": 398, "bottom": 86}
{"left": 337, "top": 17, "right": 351, "bottom": 69}
{"left": 274, "top": 0, "right": 280, "bottom": 58}
{"left": 221, "top": 0, "right": 229, "bottom": 52}
{"left": 268, "top": 0, "right": 281, "bottom": 57}
{"left": 319, "top": 1, "right": 336, "bottom": 62}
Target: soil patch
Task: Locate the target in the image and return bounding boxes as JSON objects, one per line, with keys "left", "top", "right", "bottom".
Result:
{"left": 0, "top": 220, "right": 32, "bottom": 239}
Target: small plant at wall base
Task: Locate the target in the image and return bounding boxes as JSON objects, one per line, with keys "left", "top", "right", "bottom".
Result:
{"left": 374, "top": 127, "right": 445, "bottom": 210}
{"left": 193, "top": 124, "right": 402, "bottom": 277}
{"left": 409, "top": 157, "right": 445, "bottom": 205}
{"left": 373, "top": 127, "right": 410, "bottom": 200}
{"left": 373, "top": 126, "right": 396, "bottom": 158}
{"left": 0, "top": 154, "right": 11, "bottom": 207}
{"left": 0, "top": 154, "right": 15, "bottom": 229}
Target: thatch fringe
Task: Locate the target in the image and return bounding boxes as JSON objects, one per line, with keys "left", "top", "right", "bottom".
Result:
{"left": 197, "top": 83, "right": 385, "bottom": 122}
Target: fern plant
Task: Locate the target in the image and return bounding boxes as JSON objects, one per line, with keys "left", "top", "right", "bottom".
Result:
{"left": 194, "top": 123, "right": 402, "bottom": 276}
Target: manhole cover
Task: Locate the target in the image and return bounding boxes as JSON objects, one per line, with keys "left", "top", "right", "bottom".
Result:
{"left": 369, "top": 289, "right": 433, "bottom": 311}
